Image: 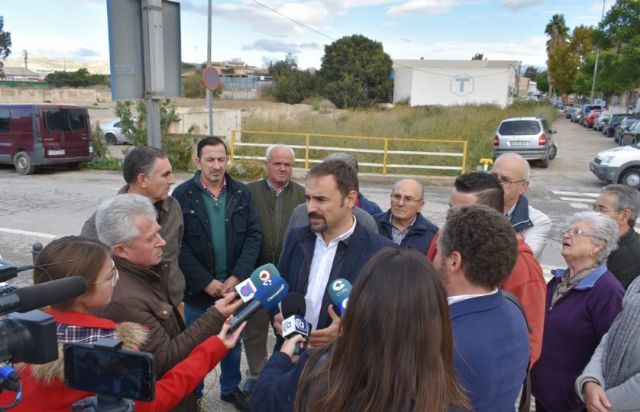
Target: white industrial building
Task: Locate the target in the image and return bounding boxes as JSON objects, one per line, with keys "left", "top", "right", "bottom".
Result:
{"left": 392, "top": 60, "right": 521, "bottom": 108}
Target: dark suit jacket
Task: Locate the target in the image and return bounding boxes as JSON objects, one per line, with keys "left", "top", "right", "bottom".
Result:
{"left": 450, "top": 291, "right": 530, "bottom": 412}
{"left": 278, "top": 220, "right": 394, "bottom": 329}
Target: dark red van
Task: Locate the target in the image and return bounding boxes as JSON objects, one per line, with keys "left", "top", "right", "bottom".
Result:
{"left": 0, "top": 104, "right": 93, "bottom": 175}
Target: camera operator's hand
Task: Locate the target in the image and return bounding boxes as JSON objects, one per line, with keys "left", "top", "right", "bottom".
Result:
{"left": 217, "top": 315, "right": 246, "bottom": 349}
{"left": 214, "top": 292, "right": 243, "bottom": 317}
{"left": 281, "top": 334, "right": 306, "bottom": 363}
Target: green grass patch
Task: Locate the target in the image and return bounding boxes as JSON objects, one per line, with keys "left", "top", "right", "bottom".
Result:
{"left": 238, "top": 101, "right": 558, "bottom": 175}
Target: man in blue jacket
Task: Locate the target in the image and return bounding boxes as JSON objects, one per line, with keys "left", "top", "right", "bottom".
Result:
{"left": 277, "top": 159, "right": 393, "bottom": 348}
{"left": 375, "top": 178, "right": 438, "bottom": 254}
{"left": 433, "top": 204, "right": 530, "bottom": 412}
{"left": 173, "top": 136, "right": 261, "bottom": 412}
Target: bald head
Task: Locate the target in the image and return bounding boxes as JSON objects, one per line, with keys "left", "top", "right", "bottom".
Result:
{"left": 491, "top": 153, "right": 531, "bottom": 212}
{"left": 390, "top": 179, "right": 424, "bottom": 227}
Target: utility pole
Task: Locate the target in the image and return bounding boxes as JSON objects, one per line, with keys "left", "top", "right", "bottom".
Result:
{"left": 590, "top": 0, "right": 606, "bottom": 103}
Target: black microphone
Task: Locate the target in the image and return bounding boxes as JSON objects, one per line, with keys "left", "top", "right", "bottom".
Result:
{"left": 0, "top": 260, "right": 32, "bottom": 282}
{"left": 0, "top": 276, "right": 88, "bottom": 316}
{"left": 229, "top": 276, "right": 289, "bottom": 332}
{"left": 281, "top": 292, "right": 310, "bottom": 355}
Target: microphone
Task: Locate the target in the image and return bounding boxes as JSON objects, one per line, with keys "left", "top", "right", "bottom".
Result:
{"left": 0, "top": 260, "right": 32, "bottom": 282}
{"left": 327, "top": 278, "right": 352, "bottom": 315}
{"left": 281, "top": 293, "right": 310, "bottom": 355}
{"left": 229, "top": 276, "right": 289, "bottom": 332}
{"left": 235, "top": 263, "right": 281, "bottom": 303}
{"left": 0, "top": 276, "right": 88, "bottom": 316}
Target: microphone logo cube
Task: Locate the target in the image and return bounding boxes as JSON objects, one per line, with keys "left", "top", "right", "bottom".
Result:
{"left": 236, "top": 278, "right": 257, "bottom": 302}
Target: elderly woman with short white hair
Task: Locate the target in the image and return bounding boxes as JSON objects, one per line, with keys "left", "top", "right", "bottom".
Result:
{"left": 532, "top": 211, "right": 625, "bottom": 412}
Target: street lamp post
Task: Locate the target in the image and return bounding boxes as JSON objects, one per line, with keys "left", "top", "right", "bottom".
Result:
{"left": 590, "top": 0, "right": 606, "bottom": 103}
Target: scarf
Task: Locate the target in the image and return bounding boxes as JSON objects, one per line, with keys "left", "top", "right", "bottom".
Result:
{"left": 604, "top": 276, "right": 640, "bottom": 388}
{"left": 550, "top": 264, "right": 599, "bottom": 307}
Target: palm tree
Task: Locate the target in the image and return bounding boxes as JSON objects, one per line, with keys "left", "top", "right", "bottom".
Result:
{"left": 545, "top": 14, "right": 569, "bottom": 95}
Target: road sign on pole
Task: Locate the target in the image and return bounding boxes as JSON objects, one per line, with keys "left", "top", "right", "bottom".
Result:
{"left": 202, "top": 66, "right": 221, "bottom": 90}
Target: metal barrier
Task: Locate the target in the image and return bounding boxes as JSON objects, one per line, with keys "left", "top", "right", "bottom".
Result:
{"left": 229, "top": 130, "right": 468, "bottom": 175}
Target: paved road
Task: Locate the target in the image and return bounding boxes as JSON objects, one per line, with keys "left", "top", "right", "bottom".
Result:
{"left": 0, "top": 113, "right": 619, "bottom": 410}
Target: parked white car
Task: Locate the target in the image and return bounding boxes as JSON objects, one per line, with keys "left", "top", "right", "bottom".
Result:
{"left": 99, "top": 118, "right": 130, "bottom": 145}
{"left": 590, "top": 144, "right": 640, "bottom": 188}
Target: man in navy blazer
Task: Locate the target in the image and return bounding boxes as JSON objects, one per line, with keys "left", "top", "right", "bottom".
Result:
{"left": 433, "top": 205, "right": 530, "bottom": 412}
{"left": 277, "top": 159, "right": 393, "bottom": 348}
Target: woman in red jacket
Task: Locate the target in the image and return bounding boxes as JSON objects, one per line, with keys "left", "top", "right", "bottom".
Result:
{"left": 3, "top": 236, "right": 244, "bottom": 412}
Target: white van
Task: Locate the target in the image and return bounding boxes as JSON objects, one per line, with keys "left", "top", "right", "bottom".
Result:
{"left": 590, "top": 144, "right": 640, "bottom": 188}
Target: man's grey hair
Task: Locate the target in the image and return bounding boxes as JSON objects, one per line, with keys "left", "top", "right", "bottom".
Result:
{"left": 323, "top": 152, "right": 359, "bottom": 172}
{"left": 602, "top": 184, "right": 640, "bottom": 226}
{"left": 122, "top": 146, "right": 167, "bottom": 185}
{"left": 95, "top": 194, "right": 157, "bottom": 247}
{"left": 495, "top": 152, "right": 530, "bottom": 181}
{"left": 570, "top": 211, "right": 619, "bottom": 263}
{"left": 392, "top": 178, "right": 424, "bottom": 200}
{"left": 265, "top": 144, "right": 295, "bottom": 162}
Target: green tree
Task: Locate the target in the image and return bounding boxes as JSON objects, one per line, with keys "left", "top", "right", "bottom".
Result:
{"left": 545, "top": 14, "right": 570, "bottom": 95}
{"left": 319, "top": 34, "right": 393, "bottom": 108}
{"left": 547, "top": 25, "right": 595, "bottom": 97}
{"left": 269, "top": 53, "right": 298, "bottom": 79}
{"left": 273, "top": 69, "right": 317, "bottom": 104}
{"left": 0, "top": 16, "right": 12, "bottom": 75}
{"left": 593, "top": 0, "right": 640, "bottom": 97}
{"left": 535, "top": 71, "right": 549, "bottom": 94}
{"left": 45, "top": 68, "right": 108, "bottom": 87}
{"left": 523, "top": 66, "right": 538, "bottom": 79}
{"left": 471, "top": 53, "right": 485, "bottom": 60}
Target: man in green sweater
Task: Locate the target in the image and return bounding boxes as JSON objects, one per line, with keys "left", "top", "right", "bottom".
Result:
{"left": 245, "top": 144, "right": 305, "bottom": 394}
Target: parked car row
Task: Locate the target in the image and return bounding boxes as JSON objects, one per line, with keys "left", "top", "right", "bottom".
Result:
{"left": 580, "top": 104, "right": 640, "bottom": 189}
{"left": 493, "top": 116, "right": 557, "bottom": 168}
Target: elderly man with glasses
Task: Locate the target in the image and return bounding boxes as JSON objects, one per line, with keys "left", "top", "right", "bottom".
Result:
{"left": 375, "top": 178, "right": 438, "bottom": 254}
{"left": 491, "top": 153, "right": 552, "bottom": 258}
{"left": 592, "top": 184, "right": 640, "bottom": 289}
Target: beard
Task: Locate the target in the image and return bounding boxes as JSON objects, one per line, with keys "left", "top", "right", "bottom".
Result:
{"left": 308, "top": 213, "right": 328, "bottom": 233}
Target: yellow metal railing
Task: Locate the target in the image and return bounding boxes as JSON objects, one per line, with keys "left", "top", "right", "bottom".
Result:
{"left": 229, "top": 130, "right": 468, "bottom": 175}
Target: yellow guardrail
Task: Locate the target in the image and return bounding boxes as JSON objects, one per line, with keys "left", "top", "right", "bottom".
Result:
{"left": 230, "top": 130, "right": 468, "bottom": 175}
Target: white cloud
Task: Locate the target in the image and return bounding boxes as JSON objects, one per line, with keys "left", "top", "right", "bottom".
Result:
{"left": 387, "top": 0, "right": 461, "bottom": 15}
{"left": 502, "top": 0, "right": 543, "bottom": 11}
{"left": 242, "top": 38, "right": 320, "bottom": 53}
{"left": 386, "top": 35, "right": 547, "bottom": 67}
{"left": 11, "top": 35, "right": 107, "bottom": 60}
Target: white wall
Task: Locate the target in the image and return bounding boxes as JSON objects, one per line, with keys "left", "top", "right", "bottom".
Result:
{"left": 393, "top": 66, "right": 517, "bottom": 108}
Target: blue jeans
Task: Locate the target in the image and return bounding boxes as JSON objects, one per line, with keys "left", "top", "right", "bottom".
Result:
{"left": 184, "top": 302, "right": 242, "bottom": 395}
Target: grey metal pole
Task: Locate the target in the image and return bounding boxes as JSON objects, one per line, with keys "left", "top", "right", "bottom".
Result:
{"left": 142, "top": 0, "right": 164, "bottom": 149}
{"left": 207, "top": 0, "right": 213, "bottom": 135}
{"left": 590, "top": 0, "right": 606, "bottom": 103}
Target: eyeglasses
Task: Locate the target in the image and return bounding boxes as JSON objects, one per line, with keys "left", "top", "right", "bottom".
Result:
{"left": 591, "top": 204, "right": 621, "bottom": 214}
{"left": 390, "top": 194, "right": 423, "bottom": 204}
{"left": 564, "top": 227, "right": 605, "bottom": 242}
{"left": 93, "top": 266, "right": 119, "bottom": 287}
{"left": 492, "top": 173, "right": 527, "bottom": 185}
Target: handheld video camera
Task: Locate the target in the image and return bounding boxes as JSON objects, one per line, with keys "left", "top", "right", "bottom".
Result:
{"left": 66, "top": 338, "right": 156, "bottom": 411}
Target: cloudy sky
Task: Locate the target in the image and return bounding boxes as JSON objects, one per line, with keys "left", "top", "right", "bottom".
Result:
{"left": 2, "top": 0, "right": 613, "bottom": 71}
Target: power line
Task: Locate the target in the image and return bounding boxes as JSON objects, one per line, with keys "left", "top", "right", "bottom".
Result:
{"left": 252, "top": 0, "right": 334, "bottom": 41}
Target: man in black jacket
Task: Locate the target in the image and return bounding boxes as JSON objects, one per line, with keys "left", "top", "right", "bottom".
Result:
{"left": 173, "top": 136, "right": 261, "bottom": 411}
{"left": 375, "top": 178, "right": 438, "bottom": 254}
{"left": 593, "top": 184, "right": 640, "bottom": 289}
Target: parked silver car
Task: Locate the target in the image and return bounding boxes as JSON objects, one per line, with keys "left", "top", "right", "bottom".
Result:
{"left": 99, "top": 118, "right": 130, "bottom": 145}
{"left": 493, "top": 117, "right": 557, "bottom": 168}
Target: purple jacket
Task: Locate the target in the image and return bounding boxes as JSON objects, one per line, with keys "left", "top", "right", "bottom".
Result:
{"left": 531, "top": 265, "right": 624, "bottom": 412}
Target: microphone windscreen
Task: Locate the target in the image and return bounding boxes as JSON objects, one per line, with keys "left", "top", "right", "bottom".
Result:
{"left": 281, "top": 292, "right": 306, "bottom": 318}
{"left": 16, "top": 276, "right": 88, "bottom": 312}
{"left": 250, "top": 263, "right": 281, "bottom": 288}
{"left": 327, "top": 278, "right": 352, "bottom": 315}
{"left": 254, "top": 276, "right": 288, "bottom": 311}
